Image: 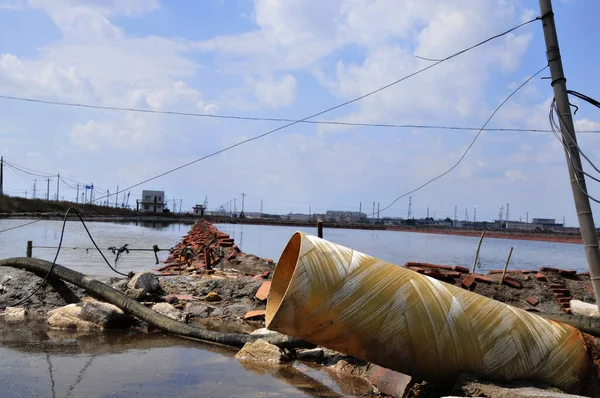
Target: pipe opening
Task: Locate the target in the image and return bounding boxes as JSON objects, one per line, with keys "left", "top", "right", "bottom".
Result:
{"left": 266, "top": 232, "right": 302, "bottom": 326}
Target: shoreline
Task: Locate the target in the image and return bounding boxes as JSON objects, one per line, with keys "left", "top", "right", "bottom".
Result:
{"left": 1, "top": 212, "right": 587, "bottom": 244}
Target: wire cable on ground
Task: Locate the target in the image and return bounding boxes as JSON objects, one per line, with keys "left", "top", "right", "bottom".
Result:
{"left": 89, "top": 18, "right": 539, "bottom": 204}
{"left": 8, "top": 207, "right": 131, "bottom": 307}
{"left": 376, "top": 65, "right": 549, "bottom": 215}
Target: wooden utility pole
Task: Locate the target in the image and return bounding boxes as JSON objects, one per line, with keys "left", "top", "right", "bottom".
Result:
{"left": 115, "top": 185, "right": 119, "bottom": 207}
{"left": 76, "top": 183, "right": 79, "bottom": 203}
{"left": 46, "top": 178, "right": 50, "bottom": 200}
{"left": 471, "top": 231, "right": 486, "bottom": 273}
{"left": 56, "top": 173, "right": 60, "bottom": 201}
{"left": 539, "top": 0, "right": 600, "bottom": 306}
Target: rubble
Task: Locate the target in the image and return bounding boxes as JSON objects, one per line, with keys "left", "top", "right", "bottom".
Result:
{"left": 128, "top": 270, "right": 162, "bottom": 295}
{"left": 1, "top": 307, "right": 27, "bottom": 322}
{"left": 184, "top": 302, "right": 214, "bottom": 318}
{"left": 151, "top": 302, "right": 186, "bottom": 322}
{"left": 47, "top": 304, "right": 100, "bottom": 331}
{"left": 80, "top": 297, "right": 136, "bottom": 329}
{"left": 235, "top": 338, "right": 291, "bottom": 364}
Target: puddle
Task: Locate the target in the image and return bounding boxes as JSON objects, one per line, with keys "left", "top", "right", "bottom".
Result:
{"left": 0, "top": 320, "right": 367, "bottom": 397}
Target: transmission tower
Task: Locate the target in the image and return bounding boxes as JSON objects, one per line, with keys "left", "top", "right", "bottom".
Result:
{"left": 408, "top": 196, "right": 412, "bottom": 219}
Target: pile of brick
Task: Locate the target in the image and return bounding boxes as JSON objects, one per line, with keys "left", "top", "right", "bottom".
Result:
{"left": 403, "top": 262, "right": 593, "bottom": 315}
{"left": 158, "top": 220, "right": 240, "bottom": 274}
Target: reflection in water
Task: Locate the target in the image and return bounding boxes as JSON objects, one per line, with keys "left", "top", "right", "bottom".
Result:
{"left": 0, "top": 320, "right": 348, "bottom": 398}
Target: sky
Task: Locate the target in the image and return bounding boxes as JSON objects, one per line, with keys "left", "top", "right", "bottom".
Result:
{"left": 0, "top": 0, "right": 599, "bottom": 225}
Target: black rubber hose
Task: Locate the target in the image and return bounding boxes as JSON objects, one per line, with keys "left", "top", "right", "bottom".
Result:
{"left": 539, "top": 312, "right": 600, "bottom": 338}
{"left": 0, "top": 257, "right": 314, "bottom": 349}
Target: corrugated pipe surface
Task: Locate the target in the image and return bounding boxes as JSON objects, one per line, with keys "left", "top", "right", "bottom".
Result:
{"left": 266, "top": 232, "right": 589, "bottom": 393}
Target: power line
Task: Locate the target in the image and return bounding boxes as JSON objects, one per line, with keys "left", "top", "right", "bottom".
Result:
{"left": 377, "top": 65, "right": 549, "bottom": 215}
{"left": 91, "top": 18, "right": 539, "bottom": 204}
{"left": 0, "top": 219, "right": 43, "bottom": 234}
{"left": 5, "top": 93, "right": 600, "bottom": 133}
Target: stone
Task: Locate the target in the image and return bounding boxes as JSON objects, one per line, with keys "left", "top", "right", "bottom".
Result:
{"left": 296, "top": 348, "right": 324, "bottom": 362}
{"left": 151, "top": 302, "right": 186, "bottom": 322}
{"left": 0, "top": 284, "right": 4, "bottom": 294}
{"left": 453, "top": 373, "right": 587, "bottom": 398}
{"left": 184, "top": 302, "right": 214, "bottom": 318}
{"left": 1, "top": 307, "right": 27, "bottom": 322}
{"left": 235, "top": 338, "right": 290, "bottom": 364}
{"left": 47, "top": 305, "right": 100, "bottom": 331}
{"left": 127, "top": 271, "right": 162, "bottom": 295}
{"left": 205, "top": 291, "right": 222, "bottom": 302}
{"left": 570, "top": 299, "right": 600, "bottom": 317}
{"left": 211, "top": 303, "right": 253, "bottom": 318}
{"left": 80, "top": 297, "right": 135, "bottom": 329}
{"left": 125, "top": 288, "right": 147, "bottom": 301}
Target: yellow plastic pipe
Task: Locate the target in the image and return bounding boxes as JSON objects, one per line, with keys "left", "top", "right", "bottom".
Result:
{"left": 266, "top": 233, "right": 589, "bottom": 393}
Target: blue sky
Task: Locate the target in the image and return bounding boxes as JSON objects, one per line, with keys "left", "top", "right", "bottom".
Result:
{"left": 1, "top": 0, "right": 599, "bottom": 225}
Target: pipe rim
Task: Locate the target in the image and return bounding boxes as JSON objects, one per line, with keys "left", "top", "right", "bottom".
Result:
{"left": 266, "top": 232, "right": 303, "bottom": 326}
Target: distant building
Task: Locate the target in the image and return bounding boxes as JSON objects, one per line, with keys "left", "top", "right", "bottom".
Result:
{"left": 139, "top": 190, "right": 166, "bottom": 213}
{"left": 325, "top": 210, "right": 367, "bottom": 223}
{"left": 532, "top": 218, "right": 556, "bottom": 224}
{"left": 287, "top": 213, "right": 311, "bottom": 222}
{"left": 193, "top": 204, "right": 206, "bottom": 216}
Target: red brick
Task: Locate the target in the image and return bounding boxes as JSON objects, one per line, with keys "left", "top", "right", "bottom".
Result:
{"left": 219, "top": 241, "right": 234, "bottom": 247}
{"left": 521, "top": 270, "right": 538, "bottom": 274}
{"left": 551, "top": 288, "right": 570, "bottom": 295}
{"left": 534, "top": 273, "right": 546, "bottom": 281}
{"left": 503, "top": 277, "right": 522, "bottom": 288}
{"left": 558, "top": 298, "right": 572, "bottom": 305}
{"left": 527, "top": 296, "right": 539, "bottom": 306}
{"left": 473, "top": 274, "right": 493, "bottom": 284}
{"left": 488, "top": 270, "right": 504, "bottom": 275}
{"left": 369, "top": 366, "right": 412, "bottom": 398}
{"left": 561, "top": 308, "right": 572, "bottom": 314}
{"left": 407, "top": 266, "right": 426, "bottom": 274}
{"left": 255, "top": 281, "right": 271, "bottom": 301}
{"left": 453, "top": 265, "right": 470, "bottom": 273}
{"left": 462, "top": 276, "right": 475, "bottom": 289}
{"left": 559, "top": 269, "right": 577, "bottom": 277}
{"left": 262, "top": 270, "right": 270, "bottom": 278}
{"left": 550, "top": 284, "right": 567, "bottom": 289}
{"left": 244, "top": 310, "right": 266, "bottom": 319}
{"left": 540, "top": 267, "right": 559, "bottom": 273}
{"left": 525, "top": 308, "right": 540, "bottom": 312}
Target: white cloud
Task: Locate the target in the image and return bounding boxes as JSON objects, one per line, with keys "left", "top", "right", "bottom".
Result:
{"left": 504, "top": 169, "right": 528, "bottom": 181}
{"left": 575, "top": 118, "right": 600, "bottom": 132}
{"left": 252, "top": 74, "right": 297, "bottom": 108}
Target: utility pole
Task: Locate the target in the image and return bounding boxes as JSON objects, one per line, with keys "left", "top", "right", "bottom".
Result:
{"left": 359, "top": 202, "right": 362, "bottom": 215}
{"left": 474, "top": 207, "right": 477, "bottom": 223}
{"left": 540, "top": 0, "right": 600, "bottom": 306}
{"left": 234, "top": 198, "right": 237, "bottom": 213}
{"left": 173, "top": 199, "right": 176, "bottom": 213}
{"left": 76, "top": 183, "right": 79, "bottom": 204}
{"left": 46, "top": 178, "right": 50, "bottom": 200}
{"left": 56, "top": 173, "right": 60, "bottom": 201}
{"left": 408, "top": 196, "right": 412, "bottom": 219}
{"left": 115, "top": 185, "right": 119, "bottom": 207}
{"left": 506, "top": 202, "right": 510, "bottom": 229}
{"left": 107, "top": 189, "right": 110, "bottom": 207}
{"left": 241, "top": 193, "right": 246, "bottom": 217}
{"left": 465, "top": 208, "right": 468, "bottom": 222}
{"left": 377, "top": 202, "right": 380, "bottom": 220}
{"left": 0, "top": 156, "right": 3, "bottom": 197}
{"left": 179, "top": 199, "right": 182, "bottom": 214}
{"left": 454, "top": 205, "right": 457, "bottom": 226}
{"left": 260, "top": 199, "right": 263, "bottom": 214}
{"left": 33, "top": 179, "right": 37, "bottom": 199}
{"left": 526, "top": 212, "right": 529, "bottom": 223}
{"left": 372, "top": 201, "right": 375, "bottom": 220}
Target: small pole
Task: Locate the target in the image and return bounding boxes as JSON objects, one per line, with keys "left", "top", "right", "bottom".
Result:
{"left": 26, "top": 241, "right": 32, "bottom": 258}
{"left": 471, "top": 231, "right": 486, "bottom": 273}
{"left": 317, "top": 219, "right": 323, "bottom": 238}
{"left": 500, "top": 247, "right": 514, "bottom": 285}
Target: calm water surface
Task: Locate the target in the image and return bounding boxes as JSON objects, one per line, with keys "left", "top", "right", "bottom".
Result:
{"left": 0, "top": 219, "right": 190, "bottom": 276}
{"left": 217, "top": 223, "right": 589, "bottom": 272}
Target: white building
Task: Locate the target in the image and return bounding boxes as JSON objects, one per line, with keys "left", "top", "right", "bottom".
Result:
{"left": 139, "top": 190, "right": 166, "bottom": 213}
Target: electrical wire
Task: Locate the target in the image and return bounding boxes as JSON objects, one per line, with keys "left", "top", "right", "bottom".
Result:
{"left": 90, "top": 18, "right": 540, "bottom": 204}
{"left": 377, "top": 65, "right": 549, "bottom": 215}
{"left": 0, "top": 219, "right": 43, "bottom": 233}
{"left": 9, "top": 207, "right": 131, "bottom": 307}
{"left": 567, "top": 90, "right": 600, "bottom": 110}
{"left": 549, "top": 99, "right": 600, "bottom": 203}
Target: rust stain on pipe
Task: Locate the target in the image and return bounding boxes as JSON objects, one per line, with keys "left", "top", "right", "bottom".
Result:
{"left": 266, "top": 232, "right": 589, "bottom": 393}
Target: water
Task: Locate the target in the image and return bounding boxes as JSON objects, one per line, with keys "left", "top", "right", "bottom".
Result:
{"left": 0, "top": 219, "right": 192, "bottom": 276}
{"left": 0, "top": 320, "right": 349, "bottom": 398}
{"left": 216, "top": 223, "right": 588, "bottom": 272}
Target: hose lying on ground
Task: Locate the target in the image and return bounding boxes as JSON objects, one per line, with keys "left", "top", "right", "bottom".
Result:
{"left": 0, "top": 257, "right": 314, "bottom": 349}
